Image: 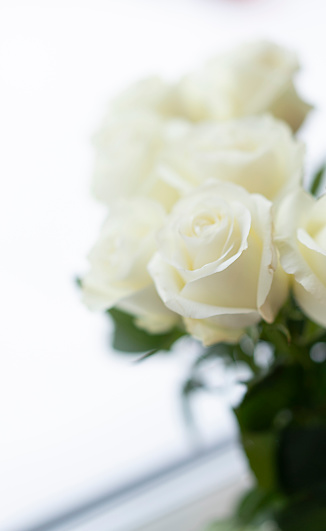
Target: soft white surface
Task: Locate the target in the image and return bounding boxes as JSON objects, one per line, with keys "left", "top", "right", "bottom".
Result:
{"left": 52, "top": 445, "right": 250, "bottom": 531}
{"left": 0, "top": 0, "right": 326, "bottom": 529}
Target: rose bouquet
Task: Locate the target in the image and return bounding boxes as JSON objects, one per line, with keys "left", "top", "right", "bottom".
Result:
{"left": 81, "top": 42, "right": 326, "bottom": 530}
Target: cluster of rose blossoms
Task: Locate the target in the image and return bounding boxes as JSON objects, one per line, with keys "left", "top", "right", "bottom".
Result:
{"left": 82, "top": 41, "right": 326, "bottom": 347}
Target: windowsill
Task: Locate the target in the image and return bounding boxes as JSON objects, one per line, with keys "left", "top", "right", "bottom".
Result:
{"left": 23, "top": 440, "right": 251, "bottom": 531}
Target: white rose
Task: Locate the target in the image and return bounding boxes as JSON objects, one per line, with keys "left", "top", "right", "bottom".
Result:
{"left": 275, "top": 188, "right": 326, "bottom": 327}
{"left": 160, "top": 115, "right": 304, "bottom": 202}
{"left": 92, "top": 113, "right": 303, "bottom": 209}
{"left": 92, "top": 76, "right": 188, "bottom": 207}
{"left": 92, "top": 108, "right": 191, "bottom": 207}
{"left": 92, "top": 110, "right": 164, "bottom": 204}
{"left": 91, "top": 43, "right": 310, "bottom": 208}
{"left": 149, "top": 181, "right": 289, "bottom": 346}
{"left": 82, "top": 197, "right": 179, "bottom": 334}
{"left": 178, "top": 41, "right": 311, "bottom": 131}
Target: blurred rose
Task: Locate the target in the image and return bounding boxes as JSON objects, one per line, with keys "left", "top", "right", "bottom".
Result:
{"left": 82, "top": 197, "right": 179, "bottom": 333}
{"left": 159, "top": 114, "right": 304, "bottom": 203}
{"left": 92, "top": 107, "right": 190, "bottom": 208}
{"left": 92, "top": 113, "right": 303, "bottom": 209}
{"left": 178, "top": 41, "right": 311, "bottom": 131}
{"left": 275, "top": 189, "right": 326, "bottom": 327}
{"left": 91, "top": 42, "right": 310, "bottom": 208}
{"left": 149, "top": 181, "right": 288, "bottom": 346}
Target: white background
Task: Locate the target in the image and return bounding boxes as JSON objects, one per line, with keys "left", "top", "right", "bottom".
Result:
{"left": 1, "top": 0, "right": 326, "bottom": 529}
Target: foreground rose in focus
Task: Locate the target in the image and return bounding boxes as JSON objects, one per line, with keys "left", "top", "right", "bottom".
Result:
{"left": 82, "top": 198, "right": 179, "bottom": 333}
{"left": 160, "top": 115, "right": 304, "bottom": 202}
{"left": 149, "top": 182, "right": 289, "bottom": 345}
{"left": 275, "top": 189, "right": 326, "bottom": 327}
{"left": 178, "top": 41, "right": 312, "bottom": 131}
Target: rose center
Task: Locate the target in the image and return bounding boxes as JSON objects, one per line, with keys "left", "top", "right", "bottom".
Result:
{"left": 192, "top": 213, "right": 221, "bottom": 236}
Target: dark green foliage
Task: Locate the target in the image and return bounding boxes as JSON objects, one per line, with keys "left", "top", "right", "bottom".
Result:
{"left": 101, "top": 288, "right": 326, "bottom": 530}
{"left": 107, "top": 308, "right": 185, "bottom": 355}
{"left": 310, "top": 163, "right": 326, "bottom": 196}
{"left": 275, "top": 492, "right": 326, "bottom": 531}
{"left": 235, "top": 364, "right": 304, "bottom": 432}
{"left": 180, "top": 293, "right": 326, "bottom": 530}
{"left": 278, "top": 425, "right": 326, "bottom": 495}
{"left": 236, "top": 487, "right": 285, "bottom": 527}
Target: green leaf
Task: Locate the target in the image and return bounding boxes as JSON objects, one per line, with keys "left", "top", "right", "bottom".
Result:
{"left": 278, "top": 424, "right": 326, "bottom": 495}
{"left": 276, "top": 490, "right": 326, "bottom": 531}
{"left": 192, "top": 340, "right": 260, "bottom": 376}
{"left": 235, "top": 364, "right": 306, "bottom": 491}
{"left": 237, "top": 488, "right": 268, "bottom": 524}
{"left": 108, "top": 308, "right": 185, "bottom": 354}
{"left": 237, "top": 487, "right": 284, "bottom": 526}
{"left": 311, "top": 358, "right": 326, "bottom": 402}
{"left": 302, "top": 320, "right": 326, "bottom": 347}
{"left": 134, "top": 349, "right": 161, "bottom": 363}
{"left": 310, "top": 163, "right": 326, "bottom": 197}
{"left": 241, "top": 432, "right": 277, "bottom": 490}
{"left": 193, "top": 343, "right": 236, "bottom": 367}
{"left": 235, "top": 364, "right": 304, "bottom": 432}
{"left": 259, "top": 323, "right": 291, "bottom": 358}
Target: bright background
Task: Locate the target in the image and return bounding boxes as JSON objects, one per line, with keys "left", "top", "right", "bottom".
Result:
{"left": 1, "top": 0, "right": 326, "bottom": 529}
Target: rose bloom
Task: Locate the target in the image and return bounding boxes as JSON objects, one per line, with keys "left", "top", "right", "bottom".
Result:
{"left": 92, "top": 113, "right": 303, "bottom": 209}
{"left": 92, "top": 109, "right": 190, "bottom": 208}
{"left": 91, "top": 76, "right": 187, "bottom": 205}
{"left": 159, "top": 114, "right": 304, "bottom": 203}
{"left": 275, "top": 188, "right": 326, "bottom": 327}
{"left": 178, "top": 41, "right": 311, "bottom": 131}
{"left": 82, "top": 197, "right": 178, "bottom": 334}
{"left": 91, "top": 42, "right": 310, "bottom": 208}
{"left": 149, "top": 181, "right": 288, "bottom": 346}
